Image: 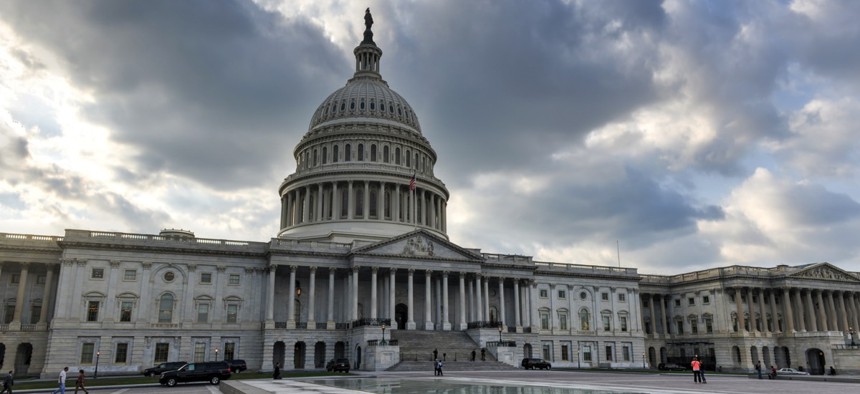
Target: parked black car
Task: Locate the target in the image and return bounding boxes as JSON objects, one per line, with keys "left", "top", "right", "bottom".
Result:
{"left": 659, "top": 363, "right": 687, "bottom": 371}
{"left": 159, "top": 361, "right": 231, "bottom": 386}
{"left": 226, "top": 359, "right": 247, "bottom": 373}
{"left": 327, "top": 358, "right": 350, "bottom": 373}
{"left": 521, "top": 358, "right": 552, "bottom": 370}
{"left": 143, "top": 361, "right": 187, "bottom": 377}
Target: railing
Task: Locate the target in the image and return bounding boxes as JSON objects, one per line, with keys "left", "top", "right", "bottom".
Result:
{"left": 467, "top": 321, "right": 502, "bottom": 329}
{"left": 295, "top": 322, "right": 308, "bottom": 329}
{"left": 400, "top": 351, "right": 477, "bottom": 362}
{"left": 21, "top": 324, "right": 37, "bottom": 332}
{"left": 351, "top": 318, "right": 391, "bottom": 328}
{"left": 335, "top": 323, "right": 351, "bottom": 330}
{"left": 487, "top": 340, "right": 516, "bottom": 347}
{"left": 152, "top": 323, "right": 179, "bottom": 328}
{"left": 367, "top": 339, "right": 398, "bottom": 346}
{"left": 65, "top": 229, "right": 264, "bottom": 248}
{"left": 523, "top": 327, "right": 532, "bottom": 333}
{"left": 316, "top": 322, "right": 328, "bottom": 329}
{"left": 1, "top": 233, "right": 63, "bottom": 242}
{"left": 274, "top": 322, "right": 287, "bottom": 329}
{"left": 533, "top": 261, "right": 638, "bottom": 276}
{"left": 832, "top": 344, "right": 859, "bottom": 350}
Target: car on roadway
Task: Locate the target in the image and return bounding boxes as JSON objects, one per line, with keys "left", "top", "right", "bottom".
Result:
{"left": 521, "top": 358, "right": 552, "bottom": 370}
{"left": 327, "top": 358, "right": 350, "bottom": 373}
{"left": 143, "top": 361, "right": 187, "bottom": 377}
{"left": 776, "top": 367, "right": 809, "bottom": 375}
{"left": 226, "top": 359, "right": 247, "bottom": 373}
{"left": 159, "top": 361, "right": 232, "bottom": 386}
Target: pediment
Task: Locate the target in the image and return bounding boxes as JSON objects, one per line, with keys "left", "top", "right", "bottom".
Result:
{"left": 790, "top": 263, "right": 860, "bottom": 282}
{"left": 352, "top": 230, "right": 482, "bottom": 261}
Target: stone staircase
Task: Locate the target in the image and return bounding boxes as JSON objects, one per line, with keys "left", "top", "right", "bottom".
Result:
{"left": 387, "top": 330, "right": 516, "bottom": 371}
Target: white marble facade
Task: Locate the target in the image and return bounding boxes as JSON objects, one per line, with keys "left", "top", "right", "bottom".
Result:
{"left": 0, "top": 10, "right": 858, "bottom": 378}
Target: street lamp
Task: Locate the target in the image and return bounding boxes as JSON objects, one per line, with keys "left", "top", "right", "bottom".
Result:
{"left": 498, "top": 325, "right": 503, "bottom": 343}
{"left": 642, "top": 352, "right": 646, "bottom": 369}
{"left": 94, "top": 351, "right": 100, "bottom": 378}
{"left": 381, "top": 323, "right": 386, "bottom": 345}
{"left": 215, "top": 348, "right": 219, "bottom": 361}
{"left": 850, "top": 326, "right": 856, "bottom": 346}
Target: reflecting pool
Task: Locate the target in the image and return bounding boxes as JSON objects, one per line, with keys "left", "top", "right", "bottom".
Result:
{"left": 299, "top": 377, "right": 651, "bottom": 394}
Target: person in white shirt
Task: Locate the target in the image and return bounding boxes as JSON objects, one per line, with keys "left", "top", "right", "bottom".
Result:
{"left": 52, "top": 367, "right": 68, "bottom": 394}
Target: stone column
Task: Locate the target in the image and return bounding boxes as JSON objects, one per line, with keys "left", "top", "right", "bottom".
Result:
{"left": 735, "top": 288, "right": 745, "bottom": 333}
{"left": 38, "top": 266, "right": 55, "bottom": 324}
{"left": 378, "top": 182, "right": 385, "bottom": 220}
{"left": 483, "top": 277, "right": 491, "bottom": 320}
{"left": 301, "top": 186, "right": 309, "bottom": 223}
{"left": 363, "top": 181, "right": 370, "bottom": 219}
{"left": 827, "top": 290, "right": 839, "bottom": 331}
{"left": 852, "top": 292, "right": 860, "bottom": 332}
{"left": 793, "top": 289, "right": 806, "bottom": 331}
{"left": 548, "top": 284, "right": 556, "bottom": 331}
{"left": 308, "top": 267, "right": 317, "bottom": 328}
{"left": 352, "top": 267, "right": 359, "bottom": 321}
{"left": 476, "top": 275, "right": 484, "bottom": 321}
{"left": 11, "top": 263, "right": 29, "bottom": 325}
{"left": 836, "top": 291, "right": 848, "bottom": 332}
{"left": 782, "top": 288, "right": 794, "bottom": 333}
{"left": 389, "top": 269, "right": 397, "bottom": 327}
{"left": 468, "top": 277, "right": 474, "bottom": 322}
{"left": 287, "top": 266, "right": 297, "bottom": 329}
{"left": 805, "top": 289, "right": 818, "bottom": 331}
{"left": 815, "top": 290, "right": 828, "bottom": 331}
{"left": 332, "top": 182, "right": 340, "bottom": 220}
{"left": 459, "top": 273, "right": 467, "bottom": 330}
{"left": 768, "top": 290, "right": 779, "bottom": 333}
{"left": 317, "top": 184, "right": 324, "bottom": 221}
{"left": 657, "top": 295, "right": 666, "bottom": 335}
{"left": 407, "top": 269, "right": 416, "bottom": 330}
{"left": 758, "top": 288, "right": 767, "bottom": 333}
{"left": 327, "top": 268, "right": 335, "bottom": 328}
{"left": 347, "top": 181, "right": 354, "bottom": 220}
{"left": 530, "top": 281, "right": 540, "bottom": 331}
{"left": 424, "top": 271, "right": 434, "bottom": 330}
{"left": 498, "top": 278, "right": 507, "bottom": 329}
{"left": 370, "top": 267, "right": 378, "bottom": 319}
{"left": 514, "top": 280, "right": 522, "bottom": 331}
{"left": 442, "top": 272, "right": 451, "bottom": 330}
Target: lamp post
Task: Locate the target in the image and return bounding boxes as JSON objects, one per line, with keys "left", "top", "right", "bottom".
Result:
{"left": 381, "top": 323, "right": 386, "bottom": 345}
{"left": 215, "top": 348, "right": 219, "bottom": 361}
{"left": 642, "top": 352, "right": 646, "bottom": 369}
{"left": 850, "top": 326, "right": 856, "bottom": 346}
{"left": 575, "top": 350, "right": 580, "bottom": 369}
{"left": 94, "top": 351, "right": 100, "bottom": 378}
{"left": 498, "top": 325, "right": 503, "bottom": 343}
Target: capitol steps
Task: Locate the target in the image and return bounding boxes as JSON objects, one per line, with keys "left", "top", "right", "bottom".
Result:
{"left": 387, "top": 330, "right": 516, "bottom": 371}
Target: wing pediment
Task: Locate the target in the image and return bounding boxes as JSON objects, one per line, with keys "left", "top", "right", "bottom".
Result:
{"left": 352, "top": 230, "right": 481, "bottom": 261}
{"left": 790, "top": 263, "right": 859, "bottom": 282}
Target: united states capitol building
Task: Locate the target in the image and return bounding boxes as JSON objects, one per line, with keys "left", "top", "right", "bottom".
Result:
{"left": 1, "top": 11, "right": 858, "bottom": 378}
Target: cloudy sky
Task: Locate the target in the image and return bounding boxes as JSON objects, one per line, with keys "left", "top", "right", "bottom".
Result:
{"left": 2, "top": 0, "right": 860, "bottom": 275}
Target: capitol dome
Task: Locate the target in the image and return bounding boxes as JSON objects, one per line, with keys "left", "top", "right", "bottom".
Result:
{"left": 277, "top": 9, "right": 449, "bottom": 243}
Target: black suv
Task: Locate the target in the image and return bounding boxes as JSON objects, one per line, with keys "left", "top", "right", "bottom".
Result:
{"left": 521, "top": 358, "right": 552, "bottom": 370}
{"left": 226, "top": 359, "right": 247, "bottom": 373}
{"left": 327, "top": 358, "right": 350, "bottom": 373}
{"left": 143, "top": 361, "right": 187, "bottom": 377}
{"left": 159, "top": 361, "right": 231, "bottom": 386}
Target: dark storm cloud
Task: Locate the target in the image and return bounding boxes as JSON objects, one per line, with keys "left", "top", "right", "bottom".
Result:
{"left": 0, "top": 0, "right": 346, "bottom": 189}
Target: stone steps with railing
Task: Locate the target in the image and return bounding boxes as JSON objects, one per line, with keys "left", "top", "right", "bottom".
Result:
{"left": 387, "top": 330, "right": 515, "bottom": 371}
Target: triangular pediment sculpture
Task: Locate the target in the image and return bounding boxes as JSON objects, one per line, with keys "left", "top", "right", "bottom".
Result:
{"left": 352, "top": 230, "right": 482, "bottom": 261}
{"left": 791, "top": 263, "right": 860, "bottom": 282}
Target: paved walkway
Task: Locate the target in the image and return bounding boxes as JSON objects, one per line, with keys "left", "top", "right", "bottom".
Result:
{"left": 221, "top": 369, "right": 859, "bottom": 394}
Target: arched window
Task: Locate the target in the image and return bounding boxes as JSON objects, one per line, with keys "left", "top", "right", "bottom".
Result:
{"left": 369, "top": 188, "right": 378, "bottom": 218}
{"left": 355, "top": 186, "right": 364, "bottom": 217}
{"left": 333, "top": 145, "right": 339, "bottom": 163}
{"left": 322, "top": 147, "right": 328, "bottom": 164}
{"left": 370, "top": 99, "right": 375, "bottom": 110}
{"left": 371, "top": 145, "right": 377, "bottom": 162}
{"left": 159, "top": 294, "right": 174, "bottom": 323}
{"left": 406, "top": 150, "right": 411, "bottom": 167}
{"left": 383, "top": 146, "right": 389, "bottom": 163}
{"left": 358, "top": 144, "right": 364, "bottom": 161}
{"left": 345, "top": 144, "right": 352, "bottom": 161}
{"left": 350, "top": 99, "right": 355, "bottom": 111}
{"left": 414, "top": 153, "right": 419, "bottom": 169}
{"left": 579, "top": 309, "right": 590, "bottom": 331}
{"left": 395, "top": 147, "right": 401, "bottom": 165}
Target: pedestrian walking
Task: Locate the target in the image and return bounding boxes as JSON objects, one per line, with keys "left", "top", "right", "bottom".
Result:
{"left": 755, "top": 361, "right": 762, "bottom": 379}
{"left": 74, "top": 369, "right": 88, "bottom": 394}
{"left": 433, "top": 359, "right": 439, "bottom": 376}
{"left": 52, "top": 367, "right": 68, "bottom": 394}
{"left": 769, "top": 365, "right": 777, "bottom": 379}
{"left": 471, "top": 349, "right": 476, "bottom": 361}
{"left": 1, "top": 370, "right": 13, "bottom": 394}
{"left": 437, "top": 359, "right": 444, "bottom": 376}
{"left": 273, "top": 362, "right": 281, "bottom": 379}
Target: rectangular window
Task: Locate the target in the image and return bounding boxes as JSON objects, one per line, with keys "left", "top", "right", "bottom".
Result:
{"left": 674, "top": 299, "right": 681, "bottom": 307}
{"left": 605, "top": 345, "right": 613, "bottom": 361}
{"left": 224, "top": 342, "right": 236, "bottom": 361}
{"left": 194, "top": 342, "right": 206, "bottom": 362}
{"left": 80, "top": 343, "right": 95, "bottom": 364}
{"left": 154, "top": 343, "right": 169, "bottom": 363}
{"left": 87, "top": 301, "right": 100, "bottom": 322}
{"left": 691, "top": 319, "right": 698, "bottom": 334}
{"left": 643, "top": 300, "right": 649, "bottom": 307}
{"left": 115, "top": 343, "right": 128, "bottom": 363}
{"left": 703, "top": 295, "right": 710, "bottom": 304}
{"left": 539, "top": 289, "right": 548, "bottom": 298}
{"left": 583, "top": 345, "right": 592, "bottom": 362}
{"left": 226, "top": 304, "right": 238, "bottom": 323}
{"left": 618, "top": 293, "right": 626, "bottom": 302}
{"left": 120, "top": 301, "right": 133, "bottom": 322}
{"left": 706, "top": 318, "right": 713, "bottom": 333}
{"left": 559, "top": 313, "right": 568, "bottom": 330}
{"left": 91, "top": 268, "right": 104, "bottom": 279}
{"left": 30, "top": 305, "right": 41, "bottom": 324}
{"left": 228, "top": 274, "right": 240, "bottom": 285}
{"left": 200, "top": 272, "right": 212, "bottom": 284}
{"left": 542, "top": 343, "right": 552, "bottom": 361}
{"left": 561, "top": 345, "right": 569, "bottom": 361}
{"left": 623, "top": 345, "right": 630, "bottom": 361}
{"left": 602, "top": 315, "right": 611, "bottom": 331}
{"left": 688, "top": 297, "right": 695, "bottom": 306}
{"left": 123, "top": 269, "right": 137, "bottom": 281}
{"left": 37, "top": 275, "right": 46, "bottom": 284}
{"left": 197, "top": 303, "right": 209, "bottom": 323}
{"left": 11, "top": 274, "right": 19, "bottom": 284}
{"left": 558, "top": 290, "right": 566, "bottom": 299}
{"left": 540, "top": 312, "right": 549, "bottom": 330}
{"left": 620, "top": 316, "right": 628, "bottom": 332}
{"left": 3, "top": 305, "right": 14, "bottom": 324}
{"left": 601, "top": 293, "right": 609, "bottom": 301}
{"left": 676, "top": 320, "right": 684, "bottom": 335}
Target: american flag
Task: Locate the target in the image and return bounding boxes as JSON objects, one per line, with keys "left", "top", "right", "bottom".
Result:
{"left": 409, "top": 173, "right": 416, "bottom": 191}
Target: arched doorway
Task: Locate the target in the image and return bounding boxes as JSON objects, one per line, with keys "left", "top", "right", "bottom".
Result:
{"left": 273, "top": 341, "right": 286, "bottom": 369}
{"left": 314, "top": 342, "right": 326, "bottom": 368}
{"left": 750, "top": 346, "right": 759, "bottom": 365}
{"left": 523, "top": 343, "right": 533, "bottom": 358}
{"left": 294, "top": 342, "right": 306, "bottom": 369}
{"left": 762, "top": 346, "right": 770, "bottom": 367}
{"left": 783, "top": 346, "right": 792, "bottom": 369}
{"left": 0, "top": 343, "right": 5, "bottom": 368}
{"left": 354, "top": 345, "right": 362, "bottom": 370}
{"left": 334, "top": 341, "right": 346, "bottom": 359}
{"left": 648, "top": 347, "right": 656, "bottom": 369}
{"left": 659, "top": 347, "right": 667, "bottom": 364}
{"left": 395, "top": 303, "right": 407, "bottom": 329}
{"left": 15, "top": 343, "right": 32, "bottom": 376}
{"left": 489, "top": 307, "right": 498, "bottom": 323}
{"left": 805, "top": 348, "right": 825, "bottom": 375}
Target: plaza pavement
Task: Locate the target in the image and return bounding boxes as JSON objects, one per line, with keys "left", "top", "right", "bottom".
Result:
{"left": 220, "top": 369, "right": 859, "bottom": 394}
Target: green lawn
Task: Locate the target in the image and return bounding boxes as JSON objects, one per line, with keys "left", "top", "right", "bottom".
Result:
{"left": 11, "top": 371, "right": 347, "bottom": 390}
